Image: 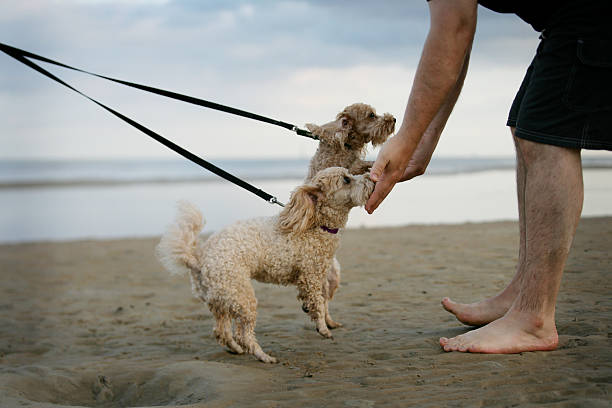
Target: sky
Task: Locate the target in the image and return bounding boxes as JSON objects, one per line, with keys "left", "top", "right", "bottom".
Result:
{"left": 0, "top": 0, "right": 565, "bottom": 160}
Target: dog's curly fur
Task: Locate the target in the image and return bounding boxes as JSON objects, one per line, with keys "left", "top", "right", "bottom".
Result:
{"left": 305, "top": 102, "right": 395, "bottom": 181}
{"left": 156, "top": 167, "right": 374, "bottom": 363}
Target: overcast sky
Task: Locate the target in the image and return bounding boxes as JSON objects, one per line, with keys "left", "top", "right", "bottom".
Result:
{"left": 1, "top": 0, "right": 550, "bottom": 160}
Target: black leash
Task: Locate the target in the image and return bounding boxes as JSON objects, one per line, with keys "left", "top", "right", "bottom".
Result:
{"left": 0, "top": 42, "right": 323, "bottom": 207}
{"left": 0, "top": 43, "right": 316, "bottom": 141}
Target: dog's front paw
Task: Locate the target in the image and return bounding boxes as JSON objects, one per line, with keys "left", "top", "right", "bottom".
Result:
{"left": 316, "top": 326, "right": 333, "bottom": 339}
{"left": 350, "top": 160, "right": 374, "bottom": 175}
{"left": 326, "top": 319, "right": 343, "bottom": 330}
{"left": 255, "top": 350, "right": 278, "bottom": 364}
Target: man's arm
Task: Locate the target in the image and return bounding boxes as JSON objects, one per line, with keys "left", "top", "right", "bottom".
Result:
{"left": 365, "top": 0, "right": 477, "bottom": 213}
{"left": 401, "top": 47, "right": 471, "bottom": 180}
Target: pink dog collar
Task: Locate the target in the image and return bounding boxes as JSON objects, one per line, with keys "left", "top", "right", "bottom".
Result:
{"left": 320, "top": 226, "right": 339, "bottom": 234}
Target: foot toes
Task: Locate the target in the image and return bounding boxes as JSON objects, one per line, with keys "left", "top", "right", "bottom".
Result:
{"left": 440, "top": 336, "right": 464, "bottom": 352}
{"left": 441, "top": 297, "right": 454, "bottom": 310}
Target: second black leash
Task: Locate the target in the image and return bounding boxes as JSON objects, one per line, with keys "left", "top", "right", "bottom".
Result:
{"left": 0, "top": 42, "right": 323, "bottom": 207}
{"left": 0, "top": 42, "right": 317, "bottom": 141}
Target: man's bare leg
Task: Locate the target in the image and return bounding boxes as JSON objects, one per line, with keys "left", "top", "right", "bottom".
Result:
{"left": 442, "top": 128, "right": 525, "bottom": 325}
{"left": 440, "top": 136, "right": 583, "bottom": 353}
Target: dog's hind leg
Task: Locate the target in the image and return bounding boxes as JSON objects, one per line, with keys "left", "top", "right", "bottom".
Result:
{"left": 232, "top": 283, "right": 277, "bottom": 363}
{"left": 324, "top": 258, "right": 343, "bottom": 329}
{"left": 324, "top": 299, "right": 342, "bottom": 330}
{"left": 298, "top": 272, "right": 333, "bottom": 339}
{"left": 210, "top": 307, "right": 243, "bottom": 354}
{"left": 235, "top": 317, "right": 276, "bottom": 363}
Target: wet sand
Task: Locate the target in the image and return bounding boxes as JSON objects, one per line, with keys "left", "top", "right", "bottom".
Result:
{"left": 0, "top": 217, "right": 610, "bottom": 407}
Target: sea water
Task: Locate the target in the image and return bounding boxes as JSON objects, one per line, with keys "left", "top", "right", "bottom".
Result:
{"left": 1, "top": 157, "right": 610, "bottom": 243}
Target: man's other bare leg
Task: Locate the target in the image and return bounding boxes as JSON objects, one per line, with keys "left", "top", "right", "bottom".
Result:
{"left": 442, "top": 127, "right": 525, "bottom": 325}
{"left": 440, "top": 137, "right": 583, "bottom": 353}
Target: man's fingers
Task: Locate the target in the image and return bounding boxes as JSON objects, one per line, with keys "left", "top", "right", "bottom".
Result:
{"left": 365, "top": 178, "right": 395, "bottom": 214}
{"left": 368, "top": 155, "right": 389, "bottom": 182}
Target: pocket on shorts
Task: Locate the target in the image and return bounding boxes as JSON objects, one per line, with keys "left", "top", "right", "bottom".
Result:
{"left": 563, "top": 39, "right": 612, "bottom": 112}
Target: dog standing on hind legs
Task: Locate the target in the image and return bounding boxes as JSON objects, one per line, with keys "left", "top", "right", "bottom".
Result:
{"left": 304, "top": 103, "right": 396, "bottom": 321}
{"left": 156, "top": 167, "right": 374, "bottom": 363}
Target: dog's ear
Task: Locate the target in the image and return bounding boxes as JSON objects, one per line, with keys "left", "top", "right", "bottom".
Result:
{"left": 335, "top": 108, "right": 349, "bottom": 121}
{"left": 339, "top": 115, "right": 353, "bottom": 130}
{"left": 332, "top": 114, "right": 353, "bottom": 150}
{"left": 308, "top": 119, "right": 352, "bottom": 150}
{"left": 335, "top": 110, "right": 354, "bottom": 129}
{"left": 278, "top": 184, "right": 322, "bottom": 234}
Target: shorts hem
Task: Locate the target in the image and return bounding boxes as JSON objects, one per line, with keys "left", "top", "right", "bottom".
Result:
{"left": 514, "top": 127, "right": 612, "bottom": 150}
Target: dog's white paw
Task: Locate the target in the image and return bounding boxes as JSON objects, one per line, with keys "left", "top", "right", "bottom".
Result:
{"left": 316, "top": 326, "right": 333, "bottom": 339}
{"left": 255, "top": 350, "right": 278, "bottom": 364}
{"left": 326, "top": 319, "right": 343, "bottom": 329}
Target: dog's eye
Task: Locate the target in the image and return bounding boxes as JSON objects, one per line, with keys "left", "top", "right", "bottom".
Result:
{"left": 368, "top": 112, "right": 375, "bottom": 119}
{"left": 343, "top": 176, "right": 351, "bottom": 185}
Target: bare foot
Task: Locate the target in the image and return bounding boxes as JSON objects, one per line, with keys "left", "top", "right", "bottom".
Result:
{"left": 439, "top": 311, "right": 559, "bottom": 353}
{"left": 441, "top": 293, "right": 515, "bottom": 326}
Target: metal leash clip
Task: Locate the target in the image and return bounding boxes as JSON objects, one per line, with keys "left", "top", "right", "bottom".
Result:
{"left": 269, "top": 197, "right": 285, "bottom": 207}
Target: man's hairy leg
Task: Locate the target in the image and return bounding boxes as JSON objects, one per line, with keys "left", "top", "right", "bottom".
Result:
{"left": 441, "top": 137, "right": 583, "bottom": 353}
{"left": 442, "top": 128, "right": 525, "bottom": 325}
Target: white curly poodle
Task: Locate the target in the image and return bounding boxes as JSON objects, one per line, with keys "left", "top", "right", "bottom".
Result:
{"left": 156, "top": 167, "right": 374, "bottom": 363}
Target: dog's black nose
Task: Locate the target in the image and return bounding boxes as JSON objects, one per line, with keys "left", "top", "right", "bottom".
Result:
{"left": 302, "top": 304, "right": 309, "bottom": 313}
{"left": 393, "top": 118, "right": 397, "bottom": 123}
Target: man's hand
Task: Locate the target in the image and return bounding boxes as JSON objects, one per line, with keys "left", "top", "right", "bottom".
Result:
{"left": 365, "top": 134, "right": 416, "bottom": 213}
{"left": 364, "top": 0, "right": 476, "bottom": 214}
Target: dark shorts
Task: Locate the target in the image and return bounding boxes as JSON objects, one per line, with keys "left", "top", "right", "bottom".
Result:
{"left": 507, "top": 35, "right": 612, "bottom": 150}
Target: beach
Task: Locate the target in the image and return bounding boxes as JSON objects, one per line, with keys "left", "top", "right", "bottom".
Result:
{"left": 1, "top": 217, "right": 610, "bottom": 407}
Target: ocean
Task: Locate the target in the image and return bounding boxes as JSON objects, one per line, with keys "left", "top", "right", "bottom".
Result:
{"left": 2, "top": 156, "right": 611, "bottom": 243}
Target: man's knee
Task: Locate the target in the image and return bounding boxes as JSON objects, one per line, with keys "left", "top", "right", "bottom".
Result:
{"left": 515, "top": 136, "right": 579, "bottom": 167}
{"left": 515, "top": 136, "right": 541, "bottom": 163}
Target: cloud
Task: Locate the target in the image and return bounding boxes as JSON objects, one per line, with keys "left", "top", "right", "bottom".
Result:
{"left": 0, "top": 0, "right": 542, "bottom": 159}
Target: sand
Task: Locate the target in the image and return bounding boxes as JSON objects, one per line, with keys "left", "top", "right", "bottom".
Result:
{"left": 0, "top": 217, "right": 610, "bottom": 407}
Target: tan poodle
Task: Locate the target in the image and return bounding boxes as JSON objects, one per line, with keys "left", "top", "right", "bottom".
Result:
{"left": 305, "top": 102, "right": 396, "bottom": 181}
{"left": 156, "top": 167, "right": 374, "bottom": 363}
{"left": 305, "top": 103, "right": 395, "bottom": 312}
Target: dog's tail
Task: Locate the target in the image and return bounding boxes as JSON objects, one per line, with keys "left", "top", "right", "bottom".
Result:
{"left": 156, "top": 201, "right": 205, "bottom": 276}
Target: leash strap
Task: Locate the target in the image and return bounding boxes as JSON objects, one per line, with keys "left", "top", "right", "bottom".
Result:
{"left": 0, "top": 42, "right": 286, "bottom": 207}
{"left": 0, "top": 42, "right": 316, "bottom": 140}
